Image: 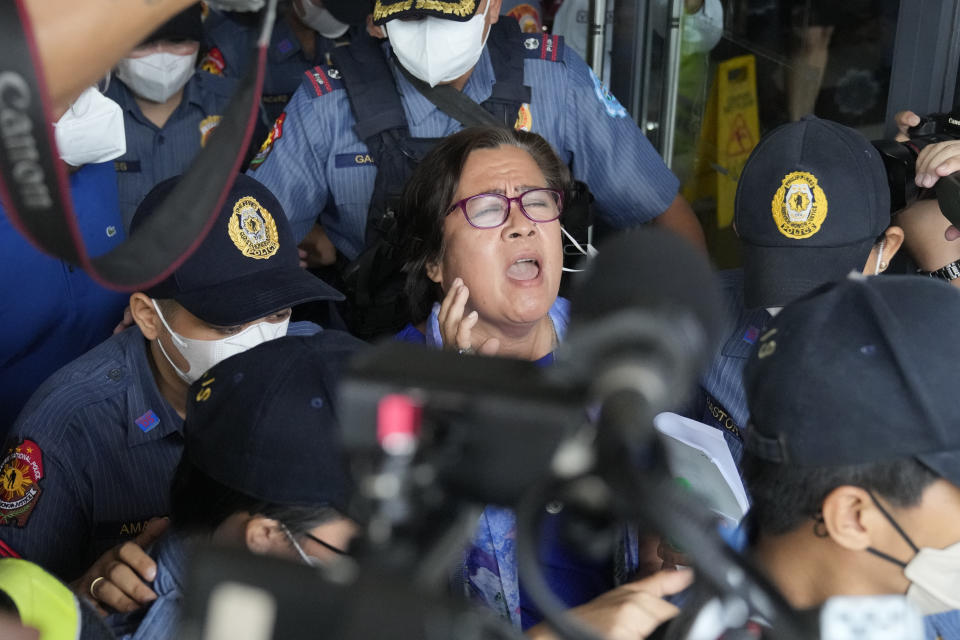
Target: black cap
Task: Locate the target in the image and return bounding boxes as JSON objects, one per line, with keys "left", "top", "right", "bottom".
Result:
{"left": 131, "top": 175, "right": 342, "bottom": 326}
{"left": 744, "top": 274, "right": 960, "bottom": 488}
{"left": 735, "top": 116, "right": 890, "bottom": 309}
{"left": 324, "top": 0, "right": 375, "bottom": 25}
{"left": 373, "top": 0, "right": 479, "bottom": 24}
{"left": 142, "top": 6, "right": 203, "bottom": 45}
{"left": 184, "top": 332, "right": 367, "bottom": 511}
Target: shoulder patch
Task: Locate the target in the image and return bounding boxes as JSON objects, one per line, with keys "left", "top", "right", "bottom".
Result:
{"left": 0, "top": 440, "right": 45, "bottom": 528}
{"left": 200, "top": 47, "right": 226, "bottom": 76}
{"left": 522, "top": 34, "right": 564, "bottom": 62}
{"left": 590, "top": 70, "right": 627, "bottom": 118}
{"left": 249, "top": 113, "right": 286, "bottom": 170}
{"left": 302, "top": 65, "right": 344, "bottom": 98}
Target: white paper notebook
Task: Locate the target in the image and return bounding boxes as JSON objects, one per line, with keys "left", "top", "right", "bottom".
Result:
{"left": 653, "top": 412, "right": 750, "bottom": 526}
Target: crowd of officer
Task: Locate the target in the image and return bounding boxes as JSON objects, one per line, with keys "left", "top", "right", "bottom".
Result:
{"left": 3, "top": 0, "right": 960, "bottom": 639}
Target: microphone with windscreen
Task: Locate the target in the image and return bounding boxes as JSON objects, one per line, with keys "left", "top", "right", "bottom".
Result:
{"left": 555, "top": 227, "right": 725, "bottom": 416}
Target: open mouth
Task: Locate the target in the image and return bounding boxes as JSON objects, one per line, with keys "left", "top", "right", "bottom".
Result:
{"left": 506, "top": 257, "right": 541, "bottom": 281}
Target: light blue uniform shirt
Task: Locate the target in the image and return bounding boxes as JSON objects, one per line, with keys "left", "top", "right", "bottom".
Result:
{"left": 106, "top": 71, "right": 237, "bottom": 227}
{"left": 248, "top": 36, "right": 680, "bottom": 257}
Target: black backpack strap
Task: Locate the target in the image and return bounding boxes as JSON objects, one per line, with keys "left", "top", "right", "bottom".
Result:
{"left": 484, "top": 17, "right": 532, "bottom": 124}
{"left": 332, "top": 30, "right": 408, "bottom": 143}
{"left": 0, "top": 0, "right": 275, "bottom": 290}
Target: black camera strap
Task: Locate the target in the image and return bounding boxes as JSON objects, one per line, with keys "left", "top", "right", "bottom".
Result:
{"left": 0, "top": 0, "right": 276, "bottom": 291}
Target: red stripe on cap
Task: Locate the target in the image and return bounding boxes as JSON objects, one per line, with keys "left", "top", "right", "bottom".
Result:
{"left": 305, "top": 68, "right": 324, "bottom": 96}
{"left": 551, "top": 36, "right": 559, "bottom": 61}
{"left": 316, "top": 67, "right": 333, "bottom": 94}
{"left": 0, "top": 539, "right": 21, "bottom": 558}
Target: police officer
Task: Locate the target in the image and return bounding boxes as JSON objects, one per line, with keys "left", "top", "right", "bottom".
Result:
{"left": 247, "top": 0, "right": 706, "bottom": 334}
{"left": 0, "top": 175, "right": 341, "bottom": 609}
{"left": 105, "top": 6, "right": 238, "bottom": 225}
{"left": 692, "top": 116, "right": 904, "bottom": 462}
{"left": 105, "top": 332, "right": 363, "bottom": 640}
{"left": 202, "top": 0, "right": 370, "bottom": 131}
{"left": 0, "top": 87, "right": 129, "bottom": 434}
{"left": 730, "top": 275, "right": 960, "bottom": 640}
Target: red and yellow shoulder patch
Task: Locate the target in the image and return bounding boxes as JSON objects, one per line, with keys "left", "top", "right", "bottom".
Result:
{"left": 200, "top": 47, "right": 226, "bottom": 76}
{"left": 0, "top": 440, "right": 44, "bottom": 528}
{"left": 249, "top": 113, "right": 287, "bottom": 170}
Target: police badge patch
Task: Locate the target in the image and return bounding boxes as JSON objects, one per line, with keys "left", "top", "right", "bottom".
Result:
{"left": 771, "top": 171, "right": 828, "bottom": 239}
{"left": 0, "top": 440, "right": 45, "bottom": 528}
{"left": 228, "top": 196, "right": 280, "bottom": 259}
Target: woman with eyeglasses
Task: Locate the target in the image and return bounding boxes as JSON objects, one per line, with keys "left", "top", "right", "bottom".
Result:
{"left": 105, "top": 333, "right": 361, "bottom": 640}
{"left": 396, "top": 126, "right": 570, "bottom": 362}
{"left": 395, "top": 127, "right": 691, "bottom": 640}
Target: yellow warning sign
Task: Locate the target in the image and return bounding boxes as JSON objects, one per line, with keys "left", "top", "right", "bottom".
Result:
{"left": 683, "top": 54, "right": 760, "bottom": 229}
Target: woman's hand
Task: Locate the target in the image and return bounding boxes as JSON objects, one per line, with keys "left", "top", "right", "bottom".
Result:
{"left": 525, "top": 569, "right": 694, "bottom": 640}
{"left": 436, "top": 278, "right": 500, "bottom": 355}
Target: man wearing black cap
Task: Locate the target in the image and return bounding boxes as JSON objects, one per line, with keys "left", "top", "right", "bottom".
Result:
{"left": 106, "top": 332, "right": 362, "bottom": 639}
{"left": 247, "top": 0, "right": 705, "bottom": 334}
{"left": 691, "top": 116, "right": 905, "bottom": 463}
{"left": 106, "top": 6, "right": 238, "bottom": 225}
{"left": 0, "top": 175, "right": 341, "bottom": 613}
{"left": 735, "top": 275, "right": 960, "bottom": 639}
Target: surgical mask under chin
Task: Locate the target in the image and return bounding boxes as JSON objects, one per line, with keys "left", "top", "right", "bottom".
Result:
{"left": 151, "top": 300, "right": 289, "bottom": 384}
{"left": 54, "top": 86, "right": 126, "bottom": 167}
{"left": 295, "top": 1, "right": 349, "bottom": 39}
{"left": 385, "top": 2, "right": 490, "bottom": 87}
{"left": 116, "top": 51, "right": 198, "bottom": 103}
{"left": 865, "top": 491, "right": 960, "bottom": 616}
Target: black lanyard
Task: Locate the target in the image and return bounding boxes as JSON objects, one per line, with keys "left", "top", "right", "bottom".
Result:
{"left": 0, "top": 0, "right": 276, "bottom": 291}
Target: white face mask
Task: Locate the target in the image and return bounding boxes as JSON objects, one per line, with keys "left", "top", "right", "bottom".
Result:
{"left": 151, "top": 300, "right": 290, "bottom": 384}
{"left": 54, "top": 86, "right": 127, "bottom": 167}
{"left": 294, "top": 0, "right": 349, "bottom": 39}
{"left": 116, "top": 51, "right": 198, "bottom": 103}
{"left": 904, "top": 542, "right": 960, "bottom": 616}
{"left": 385, "top": 1, "right": 490, "bottom": 87}
{"left": 865, "top": 491, "right": 960, "bottom": 616}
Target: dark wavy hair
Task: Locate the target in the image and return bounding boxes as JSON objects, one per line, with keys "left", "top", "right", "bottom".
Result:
{"left": 397, "top": 126, "right": 572, "bottom": 323}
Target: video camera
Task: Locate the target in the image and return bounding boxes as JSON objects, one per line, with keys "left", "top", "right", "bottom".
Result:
{"left": 873, "top": 112, "right": 960, "bottom": 224}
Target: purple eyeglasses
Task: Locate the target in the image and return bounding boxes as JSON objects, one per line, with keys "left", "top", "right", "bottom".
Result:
{"left": 447, "top": 188, "right": 563, "bottom": 229}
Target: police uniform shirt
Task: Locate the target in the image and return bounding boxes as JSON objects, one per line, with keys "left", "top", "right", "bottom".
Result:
{"left": 0, "top": 162, "right": 128, "bottom": 434}
{"left": 201, "top": 9, "right": 343, "bottom": 128}
{"left": 106, "top": 71, "right": 237, "bottom": 227}
{"left": 0, "top": 322, "right": 320, "bottom": 581}
{"left": 247, "top": 35, "right": 681, "bottom": 257}
{"left": 694, "top": 268, "right": 770, "bottom": 464}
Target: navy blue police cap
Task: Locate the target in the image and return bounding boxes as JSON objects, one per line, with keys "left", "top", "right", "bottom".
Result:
{"left": 184, "top": 332, "right": 367, "bottom": 511}
{"left": 373, "top": 0, "right": 480, "bottom": 24}
{"left": 130, "top": 174, "right": 343, "bottom": 326}
{"left": 735, "top": 116, "right": 890, "bottom": 309}
{"left": 142, "top": 5, "right": 203, "bottom": 45}
{"left": 744, "top": 274, "right": 960, "bottom": 489}
{"left": 324, "top": 0, "right": 375, "bottom": 25}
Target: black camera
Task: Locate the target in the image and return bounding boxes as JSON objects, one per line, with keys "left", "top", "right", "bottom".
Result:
{"left": 873, "top": 112, "right": 960, "bottom": 225}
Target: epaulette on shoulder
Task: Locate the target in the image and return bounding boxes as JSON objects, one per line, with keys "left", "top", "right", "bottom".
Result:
{"left": 302, "top": 65, "right": 345, "bottom": 98}
{"left": 520, "top": 34, "right": 564, "bottom": 62}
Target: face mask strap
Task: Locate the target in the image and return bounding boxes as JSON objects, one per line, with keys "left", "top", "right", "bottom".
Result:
{"left": 560, "top": 224, "right": 598, "bottom": 273}
{"left": 151, "top": 299, "right": 188, "bottom": 349}
{"left": 864, "top": 489, "right": 919, "bottom": 568}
